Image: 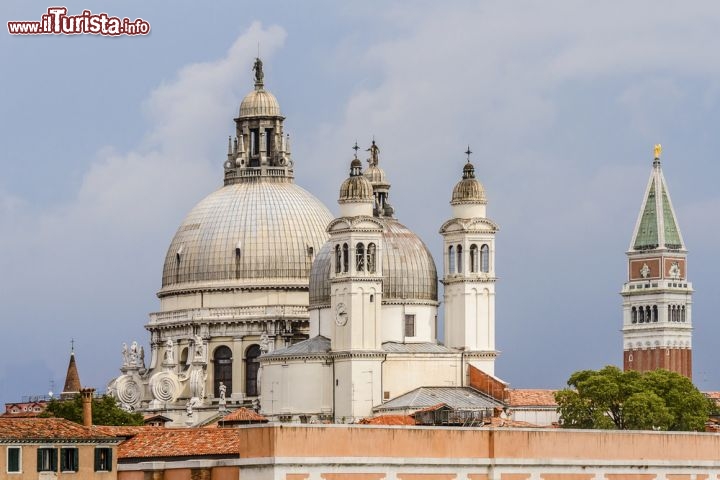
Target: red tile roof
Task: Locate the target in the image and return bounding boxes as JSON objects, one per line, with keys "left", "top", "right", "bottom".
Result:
{"left": 359, "top": 415, "right": 416, "bottom": 425}
{"left": 93, "top": 425, "right": 162, "bottom": 438}
{"left": 411, "top": 403, "right": 448, "bottom": 415}
{"left": 220, "top": 408, "right": 268, "bottom": 423}
{"left": 485, "top": 416, "right": 543, "bottom": 428}
{"left": 508, "top": 389, "right": 558, "bottom": 407}
{"left": 1, "top": 410, "right": 44, "bottom": 418}
{"left": 3, "top": 402, "right": 47, "bottom": 417}
{"left": 0, "top": 418, "right": 116, "bottom": 441}
{"left": 118, "top": 428, "right": 243, "bottom": 459}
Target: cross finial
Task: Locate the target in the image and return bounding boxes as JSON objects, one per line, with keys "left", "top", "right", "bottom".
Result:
{"left": 465, "top": 145, "right": 473, "bottom": 163}
{"left": 71, "top": 338, "right": 74, "bottom": 353}
{"left": 352, "top": 141, "right": 360, "bottom": 159}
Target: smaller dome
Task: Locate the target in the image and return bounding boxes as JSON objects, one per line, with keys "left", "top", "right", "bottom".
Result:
{"left": 239, "top": 88, "right": 281, "bottom": 117}
{"left": 364, "top": 164, "right": 388, "bottom": 185}
{"left": 451, "top": 162, "right": 486, "bottom": 205}
{"left": 309, "top": 218, "right": 438, "bottom": 307}
{"left": 339, "top": 158, "right": 374, "bottom": 203}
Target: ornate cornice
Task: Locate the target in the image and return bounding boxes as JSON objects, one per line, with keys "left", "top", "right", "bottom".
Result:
{"left": 157, "top": 283, "right": 308, "bottom": 299}
{"left": 439, "top": 217, "right": 499, "bottom": 234}
{"left": 441, "top": 276, "right": 497, "bottom": 285}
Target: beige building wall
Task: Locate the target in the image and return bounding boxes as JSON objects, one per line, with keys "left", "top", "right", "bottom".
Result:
{"left": 119, "top": 425, "right": 720, "bottom": 479}
{"left": 1, "top": 444, "right": 117, "bottom": 480}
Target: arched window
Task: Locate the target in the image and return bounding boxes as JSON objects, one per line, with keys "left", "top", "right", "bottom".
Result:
{"left": 681, "top": 305, "right": 686, "bottom": 322}
{"left": 652, "top": 305, "right": 658, "bottom": 322}
{"left": 480, "top": 244, "right": 490, "bottom": 273}
{"left": 646, "top": 306, "right": 651, "bottom": 323}
{"left": 213, "top": 346, "right": 233, "bottom": 399}
{"left": 638, "top": 307, "right": 645, "bottom": 323}
{"left": 367, "top": 243, "right": 377, "bottom": 273}
{"left": 448, "top": 246, "right": 455, "bottom": 274}
{"left": 342, "top": 243, "right": 349, "bottom": 273}
{"left": 631, "top": 307, "right": 637, "bottom": 324}
{"left": 456, "top": 245, "right": 463, "bottom": 273}
{"left": 668, "top": 305, "right": 672, "bottom": 322}
{"left": 469, "top": 244, "right": 478, "bottom": 273}
{"left": 335, "top": 245, "right": 341, "bottom": 274}
{"left": 356, "top": 243, "right": 365, "bottom": 272}
{"left": 245, "top": 344, "right": 261, "bottom": 397}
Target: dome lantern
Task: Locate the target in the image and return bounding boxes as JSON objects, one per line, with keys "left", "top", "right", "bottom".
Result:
{"left": 224, "top": 58, "right": 292, "bottom": 186}
{"left": 451, "top": 146, "right": 487, "bottom": 218}
{"left": 339, "top": 143, "right": 374, "bottom": 217}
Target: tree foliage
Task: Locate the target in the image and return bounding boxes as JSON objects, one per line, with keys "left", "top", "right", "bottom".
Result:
{"left": 555, "top": 366, "right": 711, "bottom": 431}
{"left": 41, "top": 395, "right": 144, "bottom": 426}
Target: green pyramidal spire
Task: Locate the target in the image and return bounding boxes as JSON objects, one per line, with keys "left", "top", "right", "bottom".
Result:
{"left": 630, "top": 148, "right": 685, "bottom": 251}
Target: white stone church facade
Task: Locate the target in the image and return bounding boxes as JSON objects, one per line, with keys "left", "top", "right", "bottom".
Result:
{"left": 108, "top": 59, "right": 502, "bottom": 425}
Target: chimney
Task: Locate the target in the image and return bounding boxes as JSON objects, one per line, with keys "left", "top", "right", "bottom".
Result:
{"left": 80, "top": 388, "right": 95, "bottom": 427}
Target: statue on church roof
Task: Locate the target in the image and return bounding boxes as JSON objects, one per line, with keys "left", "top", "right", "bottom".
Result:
{"left": 253, "top": 57, "right": 264, "bottom": 87}
{"left": 367, "top": 139, "right": 379, "bottom": 166}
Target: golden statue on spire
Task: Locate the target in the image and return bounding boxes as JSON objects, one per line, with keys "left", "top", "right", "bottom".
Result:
{"left": 654, "top": 144, "right": 662, "bottom": 160}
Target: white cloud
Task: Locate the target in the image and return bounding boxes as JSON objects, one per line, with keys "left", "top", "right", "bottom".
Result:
{"left": 307, "top": 1, "right": 720, "bottom": 388}
{"left": 0, "top": 22, "right": 287, "bottom": 397}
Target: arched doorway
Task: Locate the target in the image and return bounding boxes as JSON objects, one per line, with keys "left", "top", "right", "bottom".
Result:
{"left": 245, "top": 344, "right": 261, "bottom": 397}
{"left": 213, "top": 346, "right": 232, "bottom": 399}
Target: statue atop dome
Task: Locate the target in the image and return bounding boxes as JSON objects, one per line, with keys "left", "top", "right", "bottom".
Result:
{"left": 253, "top": 57, "right": 264, "bottom": 88}
{"left": 367, "top": 139, "right": 380, "bottom": 166}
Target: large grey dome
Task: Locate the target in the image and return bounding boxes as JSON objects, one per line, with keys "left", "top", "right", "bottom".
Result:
{"left": 161, "top": 181, "right": 333, "bottom": 293}
{"left": 309, "top": 218, "right": 438, "bottom": 307}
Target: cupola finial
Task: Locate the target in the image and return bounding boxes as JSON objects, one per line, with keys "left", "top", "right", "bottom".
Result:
{"left": 253, "top": 57, "right": 264, "bottom": 89}
{"left": 653, "top": 143, "right": 662, "bottom": 167}
{"left": 352, "top": 141, "right": 360, "bottom": 160}
{"left": 465, "top": 145, "right": 472, "bottom": 163}
{"left": 367, "top": 138, "right": 380, "bottom": 166}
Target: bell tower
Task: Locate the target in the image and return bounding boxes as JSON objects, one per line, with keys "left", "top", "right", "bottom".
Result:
{"left": 621, "top": 145, "right": 693, "bottom": 378}
{"left": 329, "top": 149, "right": 384, "bottom": 422}
{"left": 440, "top": 149, "right": 499, "bottom": 375}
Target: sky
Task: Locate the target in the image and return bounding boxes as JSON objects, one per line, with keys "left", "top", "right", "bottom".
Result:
{"left": 1, "top": 1, "right": 720, "bottom": 405}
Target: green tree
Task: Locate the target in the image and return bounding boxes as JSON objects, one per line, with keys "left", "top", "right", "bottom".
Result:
{"left": 41, "top": 395, "right": 144, "bottom": 426}
{"left": 555, "top": 366, "right": 711, "bottom": 431}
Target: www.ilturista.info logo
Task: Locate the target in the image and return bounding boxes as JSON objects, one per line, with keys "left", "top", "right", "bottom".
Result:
{"left": 8, "top": 7, "right": 150, "bottom": 36}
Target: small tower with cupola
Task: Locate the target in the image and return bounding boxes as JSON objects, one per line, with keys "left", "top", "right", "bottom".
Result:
{"left": 329, "top": 146, "right": 384, "bottom": 421}
{"left": 440, "top": 149, "right": 499, "bottom": 375}
{"left": 621, "top": 145, "right": 693, "bottom": 378}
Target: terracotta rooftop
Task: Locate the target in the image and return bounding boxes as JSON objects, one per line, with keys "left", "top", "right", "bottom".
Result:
{"left": 0, "top": 418, "right": 116, "bottom": 441}
{"left": 359, "top": 415, "right": 416, "bottom": 425}
{"left": 412, "top": 403, "right": 448, "bottom": 414}
{"left": 93, "top": 425, "right": 162, "bottom": 438}
{"left": 508, "top": 389, "right": 558, "bottom": 407}
{"left": 485, "top": 416, "right": 543, "bottom": 428}
{"left": 118, "top": 428, "right": 243, "bottom": 459}
{"left": 3, "top": 401, "right": 47, "bottom": 417}
{"left": 704, "top": 391, "right": 720, "bottom": 400}
{"left": 220, "top": 407, "right": 267, "bottom": 424}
